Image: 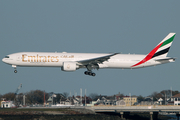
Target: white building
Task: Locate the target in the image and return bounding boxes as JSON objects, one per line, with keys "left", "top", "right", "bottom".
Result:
{"left": 1, "top": 101, "right": 13, "bottom": 108}
{"left": 167, "top": 93, "right": 180, "bottom": 105}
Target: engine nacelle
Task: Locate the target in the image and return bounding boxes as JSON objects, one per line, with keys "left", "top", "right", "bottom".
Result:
{"left": 61, "top": 62, "right": 77, "bottom": 71}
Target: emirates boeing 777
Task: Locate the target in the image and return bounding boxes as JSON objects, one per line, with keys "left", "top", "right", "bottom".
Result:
{"left": 2, "top": 33, "right": 176, "bottom": 76}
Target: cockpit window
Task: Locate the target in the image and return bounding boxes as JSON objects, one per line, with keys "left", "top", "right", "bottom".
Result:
{"left": 5, "top": 56, "right": 9, "bottom": 58}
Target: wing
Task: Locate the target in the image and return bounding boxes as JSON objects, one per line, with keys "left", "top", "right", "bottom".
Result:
{"left": 77, "top": 53, "right": 119, "bottom": 67}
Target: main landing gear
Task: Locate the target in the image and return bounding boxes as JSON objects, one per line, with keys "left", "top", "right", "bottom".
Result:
{"left": 84, "top": 65, "right": 97, "bottom": 76}
{"left": 84, "top": 71, "right": 96, "bottom": 76}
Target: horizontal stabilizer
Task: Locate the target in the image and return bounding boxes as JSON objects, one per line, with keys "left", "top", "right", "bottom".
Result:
{"left": 155, "top": 57, "right": 176, "bottom": 62}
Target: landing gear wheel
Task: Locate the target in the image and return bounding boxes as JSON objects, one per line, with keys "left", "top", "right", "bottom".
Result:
{"left": 14, "top": 70, "right": 17, "bottom": 73}
{"left": 88, "top": 72, "right": 92, "bottom": 75}
{"left": 84, "top": 71, "right": 88, "bottom": 75}
{"left": 91, "top": 73, "right": 96, "bottom": 76}
{"left": 84, "top": 71, "right": 96, "bottom": 76}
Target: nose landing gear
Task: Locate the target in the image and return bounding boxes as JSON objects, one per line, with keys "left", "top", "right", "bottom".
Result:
{"left": 14, "top": 70, "right": 17, "bottom": 73}
{"left": 12, "top": 65, "right": 17, "bottom": 73}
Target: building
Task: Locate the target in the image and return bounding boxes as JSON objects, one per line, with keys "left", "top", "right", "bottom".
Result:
{"left": 168, "top": 93, "right": 180, "bottom": 105}
{"left": 94, "top": 94, "right": 137, "bottom": 106}
{"left": 123, "top": 96, "right": 137, "bottom": 106}
{"left": 73, "top": 96, "right": 92, "bottom": 105}
{"left": 1, "top": 101, "right": 13, "bottom": 108}
{"left": 94, "top": 95, "right": 116, "bottom": 106}
{"left": 116, "top": 100, "right": 126, "bottom": 106}
{"left": 157, "top": 98, "right": 164, "bottom": 105}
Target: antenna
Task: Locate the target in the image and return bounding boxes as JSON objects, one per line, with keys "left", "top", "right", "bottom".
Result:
{"left": 85, "top": 89, "right": 86, "bottom": 106}
{"left": 80, "top": 88, "right": 82, "bottom": 105}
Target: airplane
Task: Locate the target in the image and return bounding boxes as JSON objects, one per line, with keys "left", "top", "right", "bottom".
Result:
{"left": 2, "top": 33, "right": 176, "bottom": 76}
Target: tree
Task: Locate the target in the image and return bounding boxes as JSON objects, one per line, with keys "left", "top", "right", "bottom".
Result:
{"left": 137, "top": 95, "right": 145, "bottom": 102}
{"left": 88, "top": 93, "right": 99, "bottom": 101}
{"left": 26, "top": 90, "right": 49, "bottom": 104}
{"left": 160, "top": 90, "right": 172, "bottom": 98}
{"left": 63, "top": 92, "right": 69, "bottom": 99}
{"left": 172, "top": 90, "right": 179, "bottom": 96}
{"left": 150, "top": 92, "right": 161, "bottom": 101}
{"left": 0, "top": 94, "right": 2, "bottom": 100}
{"left": 150, "top": 90, "right": 180, "bottom": 102}
{"left": 2, "top": 92, "right": 15, "bottom": 101}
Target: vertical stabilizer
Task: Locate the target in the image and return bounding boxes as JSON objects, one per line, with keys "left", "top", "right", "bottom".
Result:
{"left": 132, "top": 33, "right": 176, "bottom": 67}
{"left": 152, "top": 33, "right": 176, "bottom": 59}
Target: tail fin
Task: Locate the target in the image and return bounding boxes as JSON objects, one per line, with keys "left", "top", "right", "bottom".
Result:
{"left": 152, "top": 33, "right": 176, "bottom": 59}
{"left": 132, "top": 33, "right": 176, "bottom": 67}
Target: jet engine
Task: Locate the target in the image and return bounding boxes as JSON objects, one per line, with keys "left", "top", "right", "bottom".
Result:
{"left": 61, "top": 62, "right": 77, "bottom": 71}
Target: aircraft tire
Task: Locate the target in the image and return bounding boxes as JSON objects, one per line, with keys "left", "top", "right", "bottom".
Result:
{"left": 88, "top": 72, "right": 92, "bottom": 75}
{"left": 92, "top": 73, "right": 96, "bottom": 76}
{"left": 84, "top": 71, "right": 96, "bottom": 76}
{"left": 84, "top": 71, "right": 88, "bottom": 75}
{"left": 14, "top": 70, "right": 17, "bottom": 73}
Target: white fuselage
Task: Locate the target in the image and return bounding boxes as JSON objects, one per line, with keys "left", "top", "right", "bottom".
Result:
{"left": 2, "top": 33, "right": 176, "bottom": 76}
{"left": 2, "top": 52, "right": 167, "bottom": 69}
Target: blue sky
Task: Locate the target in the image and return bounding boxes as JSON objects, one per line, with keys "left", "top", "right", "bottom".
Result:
{"left": 0, "top": 0, "right": 180, "bottom": 97}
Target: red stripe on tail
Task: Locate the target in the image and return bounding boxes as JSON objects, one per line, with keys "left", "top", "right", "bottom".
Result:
{"left": 131, "top": 42, "right": 163, "bottom": 67}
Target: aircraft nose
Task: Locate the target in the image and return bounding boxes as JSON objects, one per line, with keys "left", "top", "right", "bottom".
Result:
{"left": 2, "top": 58, "right": 8, "bottom": 64}
{"left": 2, "top": 58, "right": 6, "bottom": 63}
